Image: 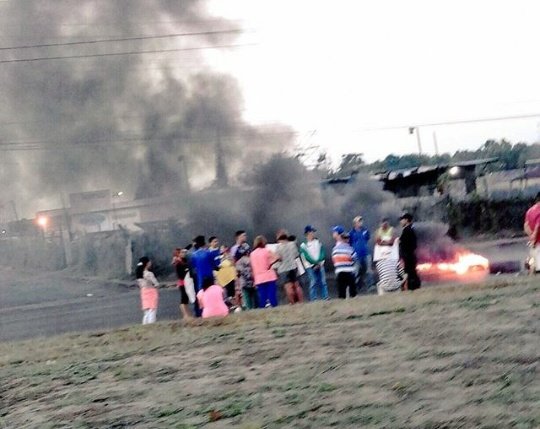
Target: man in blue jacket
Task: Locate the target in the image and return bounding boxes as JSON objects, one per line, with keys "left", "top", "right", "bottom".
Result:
{"left": 190, "top": 235, "right": 220, "bottom": 316}
{"left": 349, "top": 215, "right": 371, "bottom": 292}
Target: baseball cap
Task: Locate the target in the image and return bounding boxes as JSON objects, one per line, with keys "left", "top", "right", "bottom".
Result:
{"left": 332, "top": 225, "right": 345, "bottom": 235}
{"left": 304, "top": 225, "right": 317, "bottom": 234}
{"left": 353, "top": 215, "right": 363, "bottom": 223}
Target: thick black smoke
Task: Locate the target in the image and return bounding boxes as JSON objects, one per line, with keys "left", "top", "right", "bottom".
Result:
{"left": 182, "top": 155, "right": 401, "bottom": 249}
{"left": 415, "top": 222, "right": 462, "bottom": 263}
{"left": 0, "top": 0, "right": 282, "bottom": 215}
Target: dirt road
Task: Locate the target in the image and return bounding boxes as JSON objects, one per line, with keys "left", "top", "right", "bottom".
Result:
{"left": 0, "top": 269, "right": 181, "bottom": 342}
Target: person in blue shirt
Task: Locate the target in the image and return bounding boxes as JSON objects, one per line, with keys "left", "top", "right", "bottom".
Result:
{"left": 349, "top": 215, "right": 371, "bottom": 292}
{"left": 190, "top": 235, "right": 220, "bottom": 317}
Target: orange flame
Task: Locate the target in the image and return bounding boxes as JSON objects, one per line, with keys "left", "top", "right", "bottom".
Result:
{"left": 418, "top": 251, "right": 489, "bottom": 275}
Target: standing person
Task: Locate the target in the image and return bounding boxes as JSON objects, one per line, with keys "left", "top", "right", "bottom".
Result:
{"left": 331, "top": 226, "right": 357, "bottom": 299}
{"left": 250, "top": 235, "right": 279, "bottom": 308}
{"left": 197, "top": 278, "right": 229, "bottom": 319}
{"left": 208, "top": 236, "right": 222, "bottom": 267}
{"left": 136, "top": 256, "right": 159, "bottom": 325}
{"left": 172, "top": 248, "right": 192, "bottom": 320}
{"left": 235, "top": 244, "right": 258, "bottom": 310}
{"left": 209, "top": 236, "right": 220, "bottom": 252}
{"left": 299, "top": 225, "right": 328, "bottom": 301}
{"left": 349, "top": 215, "right": 371, "bottom": 292}
{"left": 373, "top": 218, "right": 398, "bottom": 287}
{"left": 190, "top": 236, "right": 218, "bottom": 316}
{"left": 524, "top": 192, "right": 540, "bottom": 273}
{"left": 275, "top": 233, "right": 304, "bottom": 304}
{"left": 231, "top": 230, "right": 249, "bottom": 262}
{"left": 215, "top": 245, "right": 240, "bottom": 310}
{"left": 399, "top": 213, "right": 421, "bottom": 291}
{"left": 375, "top": 218, "right": 396, "bottom": 247}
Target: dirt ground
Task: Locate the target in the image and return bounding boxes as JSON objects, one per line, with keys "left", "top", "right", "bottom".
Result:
{"left": 1, "top": 277, "right": 538, "bottom": 429}
{"left": 0, "top": 268, "right": 182, "bottom": 342}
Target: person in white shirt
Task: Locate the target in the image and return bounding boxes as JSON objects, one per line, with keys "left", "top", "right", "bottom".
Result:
{"left": 299, "top": 225, "right": 328, "bottom": 300}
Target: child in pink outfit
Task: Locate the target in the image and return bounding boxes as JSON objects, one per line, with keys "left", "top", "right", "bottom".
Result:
{"left": 197, "top": 278, "right": 229, "bottom": 319}
{"left": 136, "top": 256, "right": 159, "bottom": 325}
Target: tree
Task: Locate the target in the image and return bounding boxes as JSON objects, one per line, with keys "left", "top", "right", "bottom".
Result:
{"left": 336, "top": 153, "right": 365, "bottom": 175}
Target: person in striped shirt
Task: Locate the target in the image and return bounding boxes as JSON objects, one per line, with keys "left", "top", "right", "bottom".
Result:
{"left": 331, "top": 225, "right": 358, "bottom": 299}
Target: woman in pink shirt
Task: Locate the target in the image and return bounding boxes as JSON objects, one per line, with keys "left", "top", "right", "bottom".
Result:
{"left": 196, "top": 278, "right": 229, "bottom": 319}
{"left": 250, "top": 235, "right": 279, "bottom": 308}
{"left": 136, "top": 256, "right": 159, "bottom": 325}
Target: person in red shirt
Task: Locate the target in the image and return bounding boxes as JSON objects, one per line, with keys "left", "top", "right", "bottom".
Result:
{"left": 524, "top": 192, "right": 540, "bottom": 273}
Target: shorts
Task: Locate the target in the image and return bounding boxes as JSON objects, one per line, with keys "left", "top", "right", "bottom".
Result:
{"left": 278, "top": 269, "right": 297, "bottom": 284}
{"left": 178, "top": 286, "right": 189, "bottom": 305}
{"left": 224, "top": 280, "right": 236, "bottom": 298}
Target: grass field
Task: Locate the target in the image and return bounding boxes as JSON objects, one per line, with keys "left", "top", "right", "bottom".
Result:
{"left": 1, "top": 278, "right": 539, "bottom": 428}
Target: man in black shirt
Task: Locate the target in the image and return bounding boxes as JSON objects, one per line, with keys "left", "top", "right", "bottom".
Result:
{"left": 399, "top": 213, "right": 421, "bottom": 290}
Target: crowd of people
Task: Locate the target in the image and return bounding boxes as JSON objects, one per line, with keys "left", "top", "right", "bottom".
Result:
{"left": 135, "top": 213, "right": 421, "bottom": 324}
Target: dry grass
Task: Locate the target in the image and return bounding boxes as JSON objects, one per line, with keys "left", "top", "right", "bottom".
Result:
{"left": 1, "top": 277, "right": 539, "bottom": 428}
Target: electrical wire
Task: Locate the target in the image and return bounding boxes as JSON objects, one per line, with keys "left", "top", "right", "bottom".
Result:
{"left": 0, "top": 42, "right": 256, "bottom": 64}
{"left": 0, "top": 29, "right": 244, "bottom": 51}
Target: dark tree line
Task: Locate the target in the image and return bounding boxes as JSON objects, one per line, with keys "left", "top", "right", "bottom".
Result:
{"left": 328, "top": 140, "right": 540, "bottom": 176}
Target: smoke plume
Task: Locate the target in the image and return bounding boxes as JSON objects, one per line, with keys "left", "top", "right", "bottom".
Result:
{"left": 415, "top": 222, "right": 461, "bottom": 263}
{"left": 0, "top": 0, "right": 284, "bottom": 216}
{"left": 181, "top": 155, "right": 401, "bottom": 249}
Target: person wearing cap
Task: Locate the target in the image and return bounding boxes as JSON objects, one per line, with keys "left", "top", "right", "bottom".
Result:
{"left": 331, "top": 225, "right": 358, "bottom": 299}
{"left": 399, "top": 213, "right": 421, "bottom": 290}
{"left": 300, "top": 225, "right": 328, "bottom": 301}
{"left": 349, "top": 216, "right": 371, "bottom": 292}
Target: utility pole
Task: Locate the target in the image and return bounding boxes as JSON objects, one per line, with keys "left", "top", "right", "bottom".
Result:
{"left": 409, "top": 126, "right": 423, "bottom": 155}
{"left": 433, "top": 131, "right": 439, "bottom": 156}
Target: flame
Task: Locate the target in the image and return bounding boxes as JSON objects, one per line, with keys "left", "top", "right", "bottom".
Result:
{"left": 418, "top": 251, "right": 489, "bottom": 275}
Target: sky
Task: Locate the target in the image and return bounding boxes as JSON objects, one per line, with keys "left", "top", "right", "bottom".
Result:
{"left": 206, "top": 0, "right": 540, "bottom": 163}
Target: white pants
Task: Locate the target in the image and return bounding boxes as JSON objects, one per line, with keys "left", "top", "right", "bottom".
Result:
{"left": 142, "top": 309, "right": 157, "bottom": 325}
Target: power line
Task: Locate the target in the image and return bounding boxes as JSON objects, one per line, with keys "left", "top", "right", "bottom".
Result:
{"left": 0, "top": 129, "right": 301, "bottom": 151}
{"left": 0, "top": 42, "right": 257, "bottom": 64}
{"left": 360, "top": 113, "right": 540, "bottom": 132}
{"left": 0, "top": 29, "right": 244, "bottom": 51}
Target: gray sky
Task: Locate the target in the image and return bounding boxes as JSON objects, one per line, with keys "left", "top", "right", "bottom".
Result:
{"left": 207, "top": 0, "right": 540, "bottom": 162}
